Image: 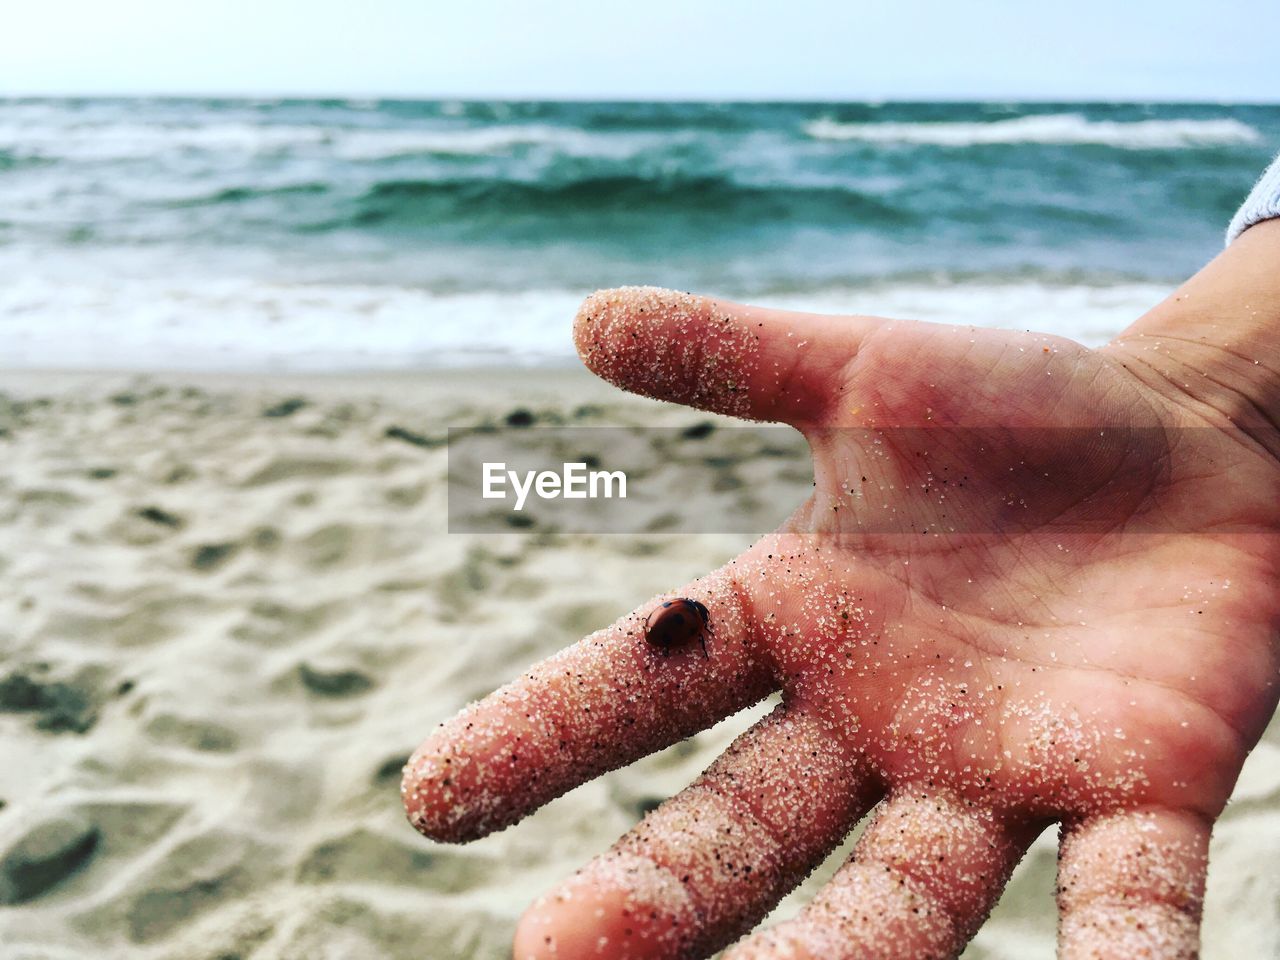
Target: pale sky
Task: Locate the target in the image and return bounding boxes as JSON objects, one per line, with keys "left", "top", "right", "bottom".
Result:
{"left": 1, "top": 0, "right": 1277, "bottom": 101}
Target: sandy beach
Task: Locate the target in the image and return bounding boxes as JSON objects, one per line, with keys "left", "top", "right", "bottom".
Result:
{"left": 3, "top": 368, "right": 1279, "bottom": 960}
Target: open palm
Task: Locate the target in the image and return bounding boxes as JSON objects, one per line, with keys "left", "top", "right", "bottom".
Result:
{"left": 404, "top": 283, "right": 1280, "bottom": 959}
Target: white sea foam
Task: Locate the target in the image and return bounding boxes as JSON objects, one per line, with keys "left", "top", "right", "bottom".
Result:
{"left": 0, "top": 120, "right": 618, "bottom": 162}
{"left": 804, "top": 113, "right": 1261, "bottom": 148}
{"left": 0, "top": 121, "right": 331, "bottom": 160}
{"left": 0, "top": 109, "right": 1260, "bottom": 166}
{"left": 0, "top": 273, "right": 1170, "bottom": 372}
{"left": 333, "top": 124, "right": 602, "bottom": 159}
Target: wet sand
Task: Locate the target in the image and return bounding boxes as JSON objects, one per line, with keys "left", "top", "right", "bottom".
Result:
{"left": 1, "top": 369, "right": 1278, "bottom": 959}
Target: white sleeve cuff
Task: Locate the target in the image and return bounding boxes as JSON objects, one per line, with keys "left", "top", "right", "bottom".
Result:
{"left": 1227, "top": 152, "right": 1280, "bottom": 245}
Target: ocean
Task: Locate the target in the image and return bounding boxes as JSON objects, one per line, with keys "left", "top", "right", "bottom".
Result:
{"left": 0, "top": 98, "right": 1276, "bottom": 371}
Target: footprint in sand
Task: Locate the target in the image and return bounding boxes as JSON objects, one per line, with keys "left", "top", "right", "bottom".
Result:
{"left": 190, "top": 541, "right": 239, "bottom": 572}
{"left": 384, "top": 424, "right": 445, "bottom": 449}
{"left": 372, "top": 752, "right": 412, "bottom": 788}
{"left": 110, "top": 505, "right": 187, "bottom": 546}
{"left": 0, "top": 812, "right": 100, "bottom": 904}
{"left": 297, "top": 661, "right": 375, "bottom": 698}
{"left": 432, "top": 545, "right": 499, "bottom": 613}
{"left": 296, "top": 826, "right": 494, "bottom": 893}
{"left": 134, "top": 506, "right": 184, "bottom": 530}
{"left": 143, "top": 711, "right": 239, "bottom": 752}
{"left": 0, "top": 665, "right": 99, "bottom": 734}
{"left": 230, "top": 598, "right": 333, "bottom": 647}
{"left": 261, "top": 396, "right": 308, "bottom": 418}
{"left": 275, "top": 894, "right": 512, "bottom": 960}
{"left": 239, "top": 456, "right": 354, "bottom": 487}
{"left": 16, "top": 487, "right": 83, "bottom": 526}
{"left": 384, "top": 482, "right": 428, "bottom": 508}
{"left": 295, "top": 524, "right": 356, "bottom": 569}
{"left": 117, "top": 831, "right": 277, "bottom": 943}
{"left": 43, "top": 590, "right": 192, "bottom": 648}
{"left": 1, "top": 800, "right": 185, "bottom": 910}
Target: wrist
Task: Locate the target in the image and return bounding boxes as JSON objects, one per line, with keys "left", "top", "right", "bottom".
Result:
{"left": 1105, "top": 218, "right": 1280, "bottom": 460}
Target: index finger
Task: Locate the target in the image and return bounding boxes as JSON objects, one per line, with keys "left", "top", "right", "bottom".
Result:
{"left": 401, "top": 562, "right": 776, "bottom": 842}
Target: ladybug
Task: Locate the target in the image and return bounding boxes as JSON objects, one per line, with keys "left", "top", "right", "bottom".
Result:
{"left": 644, "top": 598, "right": 711, "bottom": 658}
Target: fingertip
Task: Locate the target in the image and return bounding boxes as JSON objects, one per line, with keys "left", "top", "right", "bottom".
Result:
{"left": 573, "top": 286, "right": 700, "bottom": 383}
{"left": 514, "top": 855, "right": 697, "bottom": 960}
{"left": 572, "top": 286, "right": 619, "bottom": 352}
{"left": 573, "top": 284, "right": 753, "bottom": 417}
{"left": 513, "top": 883, "right": 610, "bottom": 960}
{"left": 511, "top": 896, "right": 556, "bottom": 960}
{"left": 572, "top": 285, "right": 866, "bottom": 423}
{"left": 400, "top": 743, "right": 482, "bottom": 843}
{"left": 572, "top": 286, "right": 626, "bottom": 371}
{"left": 400, "top": 704, "right": 542, "bottom": 843}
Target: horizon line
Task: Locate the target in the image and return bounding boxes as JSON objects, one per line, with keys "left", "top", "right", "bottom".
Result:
{"left": 3, "top": 91, "right": 1279, "bottom": 107}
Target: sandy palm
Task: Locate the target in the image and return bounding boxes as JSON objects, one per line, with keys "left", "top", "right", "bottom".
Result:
{"left": 403, "top": 268, "right": 1280, "bottom": 958}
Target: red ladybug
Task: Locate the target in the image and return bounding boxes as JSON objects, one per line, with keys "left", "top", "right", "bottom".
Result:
{"left": 644, "top": 598, "right": 711, "bottom": 658}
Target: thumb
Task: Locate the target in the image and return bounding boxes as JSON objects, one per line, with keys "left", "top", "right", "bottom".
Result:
{"left": 574, "top": 286, "right": 882, "bottom": 426}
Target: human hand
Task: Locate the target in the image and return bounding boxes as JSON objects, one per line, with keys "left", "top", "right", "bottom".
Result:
{"left": 403, "top": 232, "right": 1280, "bottom": 959}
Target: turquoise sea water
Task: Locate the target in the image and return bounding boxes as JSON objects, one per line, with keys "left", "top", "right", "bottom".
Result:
{"left": 0, "top": 99, "right": 1276, "bottom": 370}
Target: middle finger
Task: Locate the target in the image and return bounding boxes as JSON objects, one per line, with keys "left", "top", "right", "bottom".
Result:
{"left": 514, "top": 703, "right": 880, "bottom": 959}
